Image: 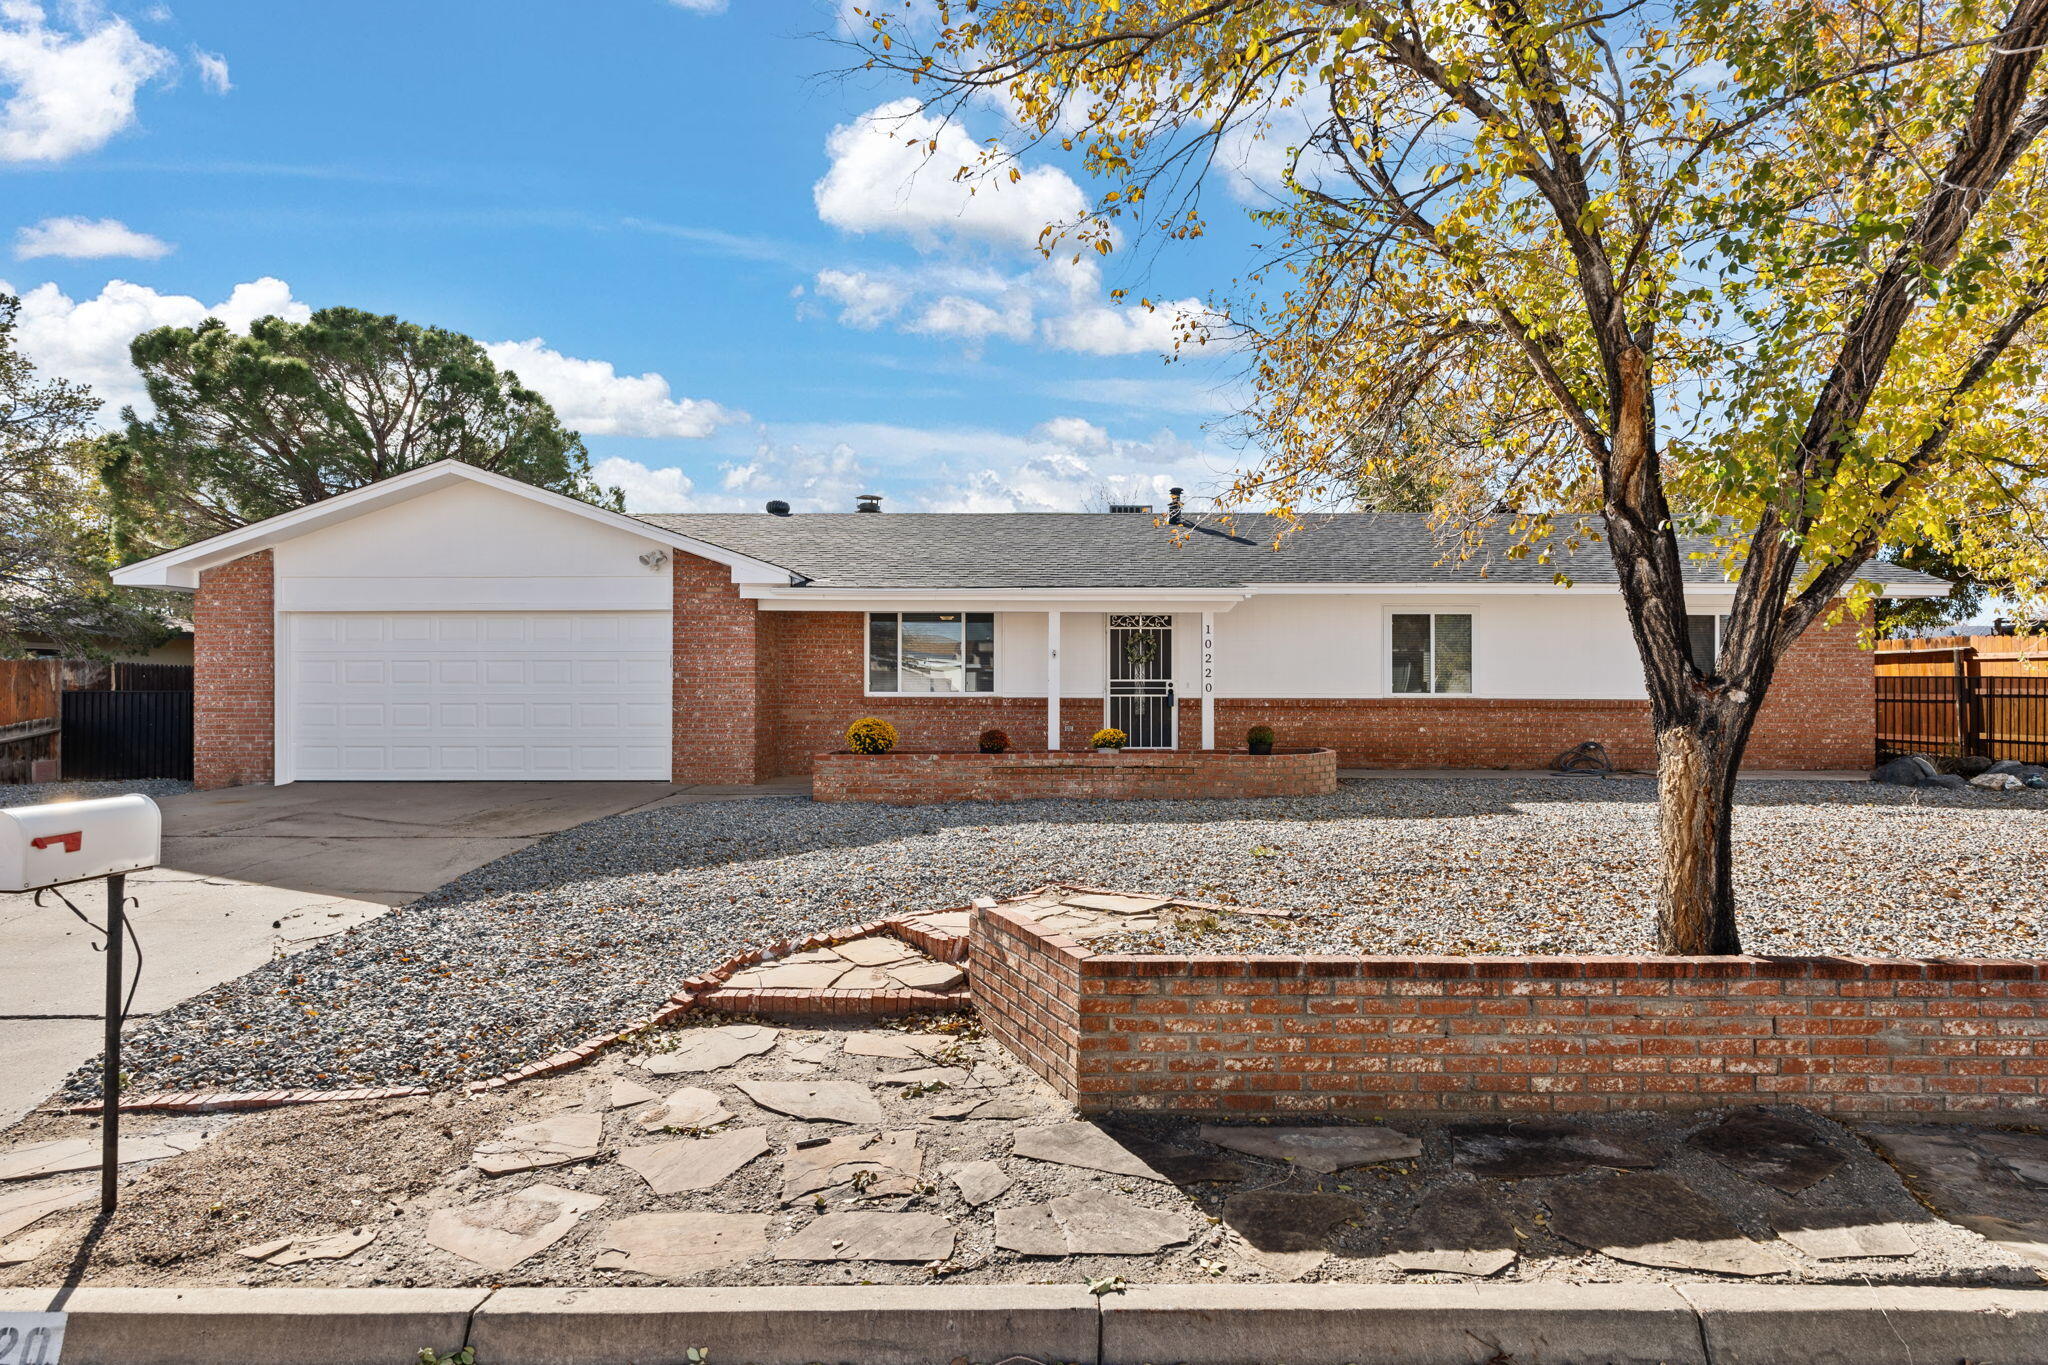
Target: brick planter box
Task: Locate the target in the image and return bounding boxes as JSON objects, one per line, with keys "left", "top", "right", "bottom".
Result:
{"left": 811, "top": 747, "right": 1338, "bottom": 805}
{"left": 970, "top": 900, "right": 2048, "bottom": 1122}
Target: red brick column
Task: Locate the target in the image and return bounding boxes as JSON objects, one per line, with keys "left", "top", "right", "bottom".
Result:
{"left": 672, "top": 554, "right": 767, "bottom": 785}
{"left": 193, "top": 550, "right": 274, "bottom": 790}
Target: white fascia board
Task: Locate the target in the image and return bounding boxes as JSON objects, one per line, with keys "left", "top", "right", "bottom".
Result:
{"left": 743, "top": 587, "right": 1252, "bottom": 613}
{"left": 110, "top": 460, "right": 795, "bottom": 590}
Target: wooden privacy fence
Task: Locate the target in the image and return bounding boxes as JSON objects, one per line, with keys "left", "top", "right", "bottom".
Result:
{"left": 0, "top": 658, "right": 62, "bottom": 783}
{"left": 1875, "top": 635, "right": 2048, "bottom": 764}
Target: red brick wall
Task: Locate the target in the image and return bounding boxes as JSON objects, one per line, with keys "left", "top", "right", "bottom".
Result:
{"left": 812, "top": 747, "right": 1337, "bottom": 804}
{"left": 972, "top": 904, "right": 2047, "bottom": 1122}
{"left": 672, "top": 553, "right": 767, "bottom": 785}
{"left": 193, "top": 551, "right": 274, "bottom": 790}
{"left": 755, "top": 610, "right": 1873, "bottom": 775}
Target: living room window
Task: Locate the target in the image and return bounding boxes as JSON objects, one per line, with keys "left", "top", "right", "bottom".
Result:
{"left": 867, "top": 612, "right": 995, "bottom": 693}
{"left": 1389, "top": 612, "right": 1473, "bottom": 694}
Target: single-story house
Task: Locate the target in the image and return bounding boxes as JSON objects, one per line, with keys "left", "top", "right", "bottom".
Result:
{"left": 109, "top": 460, "right": 1944, "bottom": 789}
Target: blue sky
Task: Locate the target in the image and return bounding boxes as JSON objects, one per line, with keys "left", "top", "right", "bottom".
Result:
{"left": 1, "top": 0, "right": 1275, "bottom": 513}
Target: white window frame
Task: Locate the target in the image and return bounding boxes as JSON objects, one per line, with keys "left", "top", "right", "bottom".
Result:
{"left": 1383, "top": 606, "right": 1477, "bottom": 696}
{"left": 863, "top": 610, "right": 998, "bottom": 698}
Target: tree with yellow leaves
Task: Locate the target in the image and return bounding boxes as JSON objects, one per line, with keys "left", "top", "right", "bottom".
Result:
{"left": 852, "top": 0, "right": 2048, "bottom": 954}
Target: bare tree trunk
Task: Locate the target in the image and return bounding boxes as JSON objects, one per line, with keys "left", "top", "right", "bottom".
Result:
{"left": 1653, "top": 722, "right": 1745, "bottom": 955}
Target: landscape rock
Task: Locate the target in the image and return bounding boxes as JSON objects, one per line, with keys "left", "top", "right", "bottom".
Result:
{"left": 633, "top": 1087, "right": 732, "bottom": 1132}
{"left": 1197, "top": 1124, "right": 1420, "bottom": 1174}
{"left": 1970, "top": 772, "right": 2024, "bottom": 790}
{"left": 1769, "top": 1208, "right": 1917, "bottom": 1260}
{"left": 643, "top": 1024, "right": 778, "bottom": 1074}
{"left": 618, "top": 1127, "right": 770, "bottom": 1196}
{"left": 1383, "top": 1187, "right": 1520, "bottom": 1277}
{"left": 1013, "top": 1121, "right": 1170, "bottom": 1181}
{"left": 597, "top": 1212, "right": 767, "bottom": 1277}
{"left": 735, "top": 1079, "right": 882, "bottom": 1125}
{"left": 0, "top": 1225, "right": 68, "bottom": 1266}
{"left": 887, "top": 960, "right": 967, "bottom": 992}
{"left": 873, "top": 1066, "right": 970, "bottom": 1088}
{"left": 1220, "top": 1190, "right": 1364, "bottom": 1252}
{"left": 945, "top": 1160, "right": 1012, "bottom": 1207}
{"left": 0, "top": 1181, "right": 94, "bottom": 1241}
{"left": 235, "top": 1227, "right": 377, "bottom": 1265}
{"left": 831, "top": 936, "right": 917, "bottom": 967}
{"left": 929, "top": 1094, "right": 1044, "bottom": 1122}
{"left": 842, "top": 1032, "right": 948, "bottom": 1060}
{"left": 0, "top": 1130, "right": 206, "bottom": 1182}
{"left": 1870, "top": 755, "right": 1940, "bottom": 786}
{"left": 1687, "top": 1108, "right": 1846, "bottom": 1193}
{"left": 603, "top": 1078, "right": 661, "bottom": 1110}
{"left": 781, "top": 1130, "right": 923, "bottom": 1202}
{"left": 424, "top": 1183, "right": 603, "bottom": 1272}
{"left": 995, "top": 1194, "right": 1190, "bottom": 1256}
{"left": 773, "top": 1210, "right": 955, "bottom": 1262}
{"left": 1451, "top": 1119, "right": 1660, "bottom": 1179}
{"left": 1546, "top": 1173, "right": 1796, "bottom": 1276}
{"left": 471, "top": 1112, "right": 603, "bottom": 1175}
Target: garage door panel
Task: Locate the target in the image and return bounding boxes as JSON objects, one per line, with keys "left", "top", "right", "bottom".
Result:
{"left": 289, "top": 611, "right": 669, "bottom": 781}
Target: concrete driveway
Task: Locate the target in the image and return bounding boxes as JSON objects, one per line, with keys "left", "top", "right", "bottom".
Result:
{"left": 0, "top": 781, "right": 733, "bottom": 1123}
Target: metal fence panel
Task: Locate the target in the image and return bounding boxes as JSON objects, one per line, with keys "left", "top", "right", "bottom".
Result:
{"left": 1875, "top": 673, "right": 2048, "bottom": 763}
{"left": 59, "top": 690, "right": 194, "bottom": 780}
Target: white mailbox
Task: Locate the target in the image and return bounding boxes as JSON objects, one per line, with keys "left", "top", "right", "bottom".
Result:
{"left": 0, "top": 794, "right": 161, "bottom": 892}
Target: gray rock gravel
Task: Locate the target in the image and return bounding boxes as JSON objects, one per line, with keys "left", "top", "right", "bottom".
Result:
{"left": 0, "top": 778, "right": 191, "bottom": 808}
{"left": 56, "top": 778, "right": 2046, "bottom": 1098}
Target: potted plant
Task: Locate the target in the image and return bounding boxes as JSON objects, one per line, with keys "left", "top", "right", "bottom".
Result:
{"left": 978, "top": 727, "right": 1011, "bottom": 754}
{"left": 1090, "top": 727, "right": 1129, "bottom": 753}
{"left": 1246, "top": 724, "right": 1276, "bottom": 755}
{"left": 845, "top": 717, "right": 899, "bottom": 754}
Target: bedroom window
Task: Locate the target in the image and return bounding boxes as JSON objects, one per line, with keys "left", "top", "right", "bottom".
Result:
{"left": 1390, "top": 613, "right": 1473, "bottom": 694}
{"left": 867, "top": 612, "right": 995, "bottom": 693}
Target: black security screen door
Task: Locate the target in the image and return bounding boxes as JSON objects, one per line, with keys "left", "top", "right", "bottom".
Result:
{"left": 1107, "top": 613, "right": 1175, "bottom": 748}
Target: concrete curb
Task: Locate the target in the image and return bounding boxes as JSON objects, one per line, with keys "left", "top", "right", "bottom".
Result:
{"left": 6, "top": 1282, "right": 2048, "bottom": 1364}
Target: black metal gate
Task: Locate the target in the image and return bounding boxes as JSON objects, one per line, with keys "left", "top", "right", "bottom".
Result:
{"left": 1107, "top": 613, "right": 1176, "bottom": 748}
{"left": 61, "top": 689, "right": 194, "bottom": 780}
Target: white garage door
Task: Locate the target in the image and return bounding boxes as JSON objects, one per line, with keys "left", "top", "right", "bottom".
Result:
{"left": 287, "top": 612, "right": 671, "bottom": 780}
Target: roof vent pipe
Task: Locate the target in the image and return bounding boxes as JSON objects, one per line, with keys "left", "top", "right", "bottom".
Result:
{"left": 1167, "top": 487, "right": 1184, "bottom": 525}
{"left": 855, "top": 493, "right": 883, "bottom": 513}
{"left": 764, "top": 499, "right": 791, "bottom": 516}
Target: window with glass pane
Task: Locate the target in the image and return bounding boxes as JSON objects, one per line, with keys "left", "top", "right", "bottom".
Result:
{"left": 1686, "top": 615, "right": 1718, "bottom": 673}
{"left": 1390, "top": 612, "right": 1473, "bottom": 694}
{"left": 866, "top": 613, "right": 996, "bottom": 693}
{"left": 1390, "top": 614, "right": 1432, "bottom": 693}
{"left": 1433, "top": 614, "right": 1473, "bottom": 693}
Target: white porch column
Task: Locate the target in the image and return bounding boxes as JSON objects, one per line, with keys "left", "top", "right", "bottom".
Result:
{"left": 1200, "top": 610, "right": 1215, "bottom": 749}
{"left": 1046, "top": 610, "right": 1063, "bottom": 750}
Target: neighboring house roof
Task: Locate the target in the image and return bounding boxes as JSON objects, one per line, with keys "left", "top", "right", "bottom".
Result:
{"left": 636, "top": 511, "right": 1949, "bottom": 593}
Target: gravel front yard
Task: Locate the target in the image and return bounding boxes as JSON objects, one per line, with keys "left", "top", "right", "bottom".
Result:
{"left": 0, "top": 778, "right": 192, "bottom": 808}
{"left": 57, "top": 778, "right": 2047, "bottom": 1101}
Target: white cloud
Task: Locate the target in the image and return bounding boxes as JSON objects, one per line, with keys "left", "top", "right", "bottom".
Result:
{"left": 0, "top": 3, "right": 173, "bottom": 161}
{"left": 15, "top": 215, "right": 172, "bottom": 260}
{"left": 812, "top": 268, "right": 905, "bottom": 328}
{"left": 483, "top": 337, "right": 745, "bottom": 440}
{"left": 811, "top": 99, "right": 1217, "bottom": 360}
{"left": 666, "top": 0, "right": 727, "bottom": 11}
{"left": 814, "top": 97, "right": 1087, "bottom": 253}
{"left": 0, "top": 274, "right": 310, "bottom": 410}
{"left": 191, "top": 47, "right": 229, "bottom": 94}
{"left": 592, "top": 455, "right": 701, "bottom": 512}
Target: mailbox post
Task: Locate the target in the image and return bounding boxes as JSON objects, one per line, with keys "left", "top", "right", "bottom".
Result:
{"left": 0, "top": 795, "right": 162, "bottom": 1214}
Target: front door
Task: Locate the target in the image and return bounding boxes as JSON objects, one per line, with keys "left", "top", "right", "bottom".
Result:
{"left": 1106, "top": 614, "right": 1176, "bottom": 748}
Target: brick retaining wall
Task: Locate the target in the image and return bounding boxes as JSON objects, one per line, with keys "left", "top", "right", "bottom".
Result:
{"left": 812, "top": 747, "right": 1339, "bottom": 804}
{"left": 971, "top": 904, "right": 2047, "bottom": 1121}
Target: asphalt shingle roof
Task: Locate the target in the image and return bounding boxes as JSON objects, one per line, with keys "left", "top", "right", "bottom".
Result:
{"left": 632, "top": 511, "right": 1943, "bottom": 591}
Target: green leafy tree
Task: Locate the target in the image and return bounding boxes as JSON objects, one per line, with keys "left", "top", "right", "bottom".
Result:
{"left": 0, "top": 294, "right": 174, "bottom": 658}
{"left": 857, "top": 0, "right": 2048, "bottom": 953}
{"left": 100, "top": 306, "right": 620, "bottom": 557}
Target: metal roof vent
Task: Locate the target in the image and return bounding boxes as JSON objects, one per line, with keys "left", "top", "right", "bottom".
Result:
{"left": 1168, "top": 487, "right": 1185, "bottom": 525}
{"left": 764, "top": 500, "right": 791, "bottom": 516}
{"left": 1108, "top": 503, "right": 1153, "bottom": 514}
{"left": 855, "top": 493, "right": 883, "bottom": 513}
